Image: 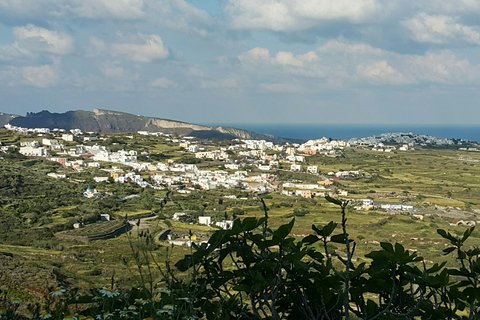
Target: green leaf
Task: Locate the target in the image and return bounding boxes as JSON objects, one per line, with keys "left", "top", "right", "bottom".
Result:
{"left": 394, "top": 243, "right": 405, "bottom": 254}
{"left": 274, "top": 218, "right": 295, "bottom": 240}
{"left": 380, "top": 242, "right": 394, "bottom": 254}
{"left": 437, "top": 229, "right": 457, "bottom": 243}
{"left": 325, "top": 196, "right": 343, "bottom": 206}
{"left": 330, "top": 234, "right": 349, "bottom": 244}
{"left": 174, "top": 255, "right": 193, "bottom": 272}
{"left": 461, "top": 226, "right": 475, "bottom": 242}
{"left": 323, "top": 221, "right": 337, "bottom": 237}
{"left": 427, "top": 261, "right": 447, "bottom": 273}
{"left": 312, "top": 221, "right": 337, "bottom": 237}
{"left": 302, "top": 234, "right": 319, "bottom": 245}
{"left": 242, "top": 217, "right": 261, "bottom": 231}
{"left": 443, "top": 247, "right": 456, "bottom": 255}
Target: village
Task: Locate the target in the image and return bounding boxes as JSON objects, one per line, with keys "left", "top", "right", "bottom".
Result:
{"left": 0, "top": 123, "right": 427, "bottom": 235}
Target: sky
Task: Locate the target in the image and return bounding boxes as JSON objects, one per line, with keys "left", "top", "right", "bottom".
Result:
{"left": 1, "top": 0, "right": 480, "bottom": 125}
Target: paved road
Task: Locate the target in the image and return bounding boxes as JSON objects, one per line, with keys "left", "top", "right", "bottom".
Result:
{"left": 127, "top": 215, "right": 161, "bottom": 231}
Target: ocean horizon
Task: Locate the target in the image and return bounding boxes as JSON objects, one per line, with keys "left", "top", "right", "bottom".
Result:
{"left": 203, "top": 123, "right": 480, "bottom": 143}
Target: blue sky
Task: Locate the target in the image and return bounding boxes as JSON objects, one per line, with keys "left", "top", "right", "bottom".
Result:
{"left": 1, "top": 0, "right": 480, "bottom": 124}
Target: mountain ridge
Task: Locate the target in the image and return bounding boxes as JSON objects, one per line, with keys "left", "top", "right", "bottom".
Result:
{"left": 5, "top": 109, "right": 302, "bottom": 144}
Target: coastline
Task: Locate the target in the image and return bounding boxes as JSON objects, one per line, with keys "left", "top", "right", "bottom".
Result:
{"left": 205, "top": 123, "right": 480, "bottom": 142}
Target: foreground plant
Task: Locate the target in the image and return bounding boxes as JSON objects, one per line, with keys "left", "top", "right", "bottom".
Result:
{"left": 174, "top": 197, "right": 480, "bottom": 319}
{"left": 3, "top": 197, "right": 480, "bottom": 319}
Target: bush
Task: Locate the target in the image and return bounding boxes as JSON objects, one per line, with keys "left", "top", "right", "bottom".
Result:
{"left": 293, "top": 208, "right": 310, "bottom": 216}
{"left": 232, "top": 207, "right": 245, "bottom": 216}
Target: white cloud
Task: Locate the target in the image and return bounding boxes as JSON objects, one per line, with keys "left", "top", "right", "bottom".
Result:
{"left": 0, "top": 42, "right": 33, "bottom": 61}
{"left": 112, "top": 34, "right": 169, "bottom": 62}
{"left": 357, "top": 60, "right": 410, "bottom": 84}
{"left": 238, "top": 47, "right": 271, "bottom": 62}
{"left": 239, "top": 47, "right": 319, "bottom": 67}
{"left": 13, "top": 24, "right": 74, "bottom": 55}
{"left": 143, "top": 0, "right": 213, "bottom": 37}
{"left": 226, "top": 0, "right": 381, "bottom": 31}
{"left": 317, "top": 40, "right": 384, "bottom": 55}
{"left": 69, "top": 0, "right": 145, "bottom": 20}
{"left": 0, "top": 0, "right": 65, "bottom": 18}
{"left": 0, "top": 64, "right": 60, "bottom": 88}
{"left": 238, "top": 47, "right": 331, "bottom": 80}
{"left": 22, "top": 64, "right": 60, "bottom": 87}
{"left": 407, "top": 51, "right": 476, "bottom": 83}
{"left": 293, "top": 0, "right": 380, "bottom": 22}
{"left": 226, "top": 0, "right": 295, "bottom": 31}
{"left": 404, "top": 13, "right": 480, "bottom": 44}
{"left": 236, "top": 42, "right": 480, "bottom": 88}
{"left": 275, "top": 52, "right": 304, "bottom": 66}
{"left": 298, "top": 51, "right": 320, "bottom": 62}
{"left": 0, "top": 0, "right": 145, "bottom": 20}
{"left": 149, "top": 77, "right": 178, "bottom": 88}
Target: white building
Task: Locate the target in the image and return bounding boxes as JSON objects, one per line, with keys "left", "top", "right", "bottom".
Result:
{"left": 61, "top": 134, "right": 74, "bottom": 142}
{"left": 83, "top": 187, "right": 101, "bottom": 199}
{"left": 19, "top": 146, "right": 49, "bottom": 157}
{"left": 306, "top": 166, "right": 319, "bottom": 174}
{"left": 216, "top": 220, "right": 234, "bottom": 230}
{"left": 290, "top": 164, "right": 303, "bottom": 172}
{"left": 198, "top": 216, "right": 212, "bottom": 226}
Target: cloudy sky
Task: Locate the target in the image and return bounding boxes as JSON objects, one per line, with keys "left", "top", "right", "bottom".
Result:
{"left": 1, "top": 0, "right": 480, "bottom": 125}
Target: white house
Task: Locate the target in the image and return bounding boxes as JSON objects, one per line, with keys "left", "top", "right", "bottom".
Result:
{"left": 306, "top": 166, "right": 319, "bottom": 174}
{"left": 87, "top": 162, "right": 101, "bottom": 168}
{"left": 188, "top": 145, "right": 199, "bottom": 153}
{"left": 198, "top": 216, "right": 212, "bottom": 225}
{"left": 19, "top": 146, "right": 49, "bottom": 157}
{"left": 290, "top": 164, "right": 303, "bottom": 172}
{"left": 216, "top": 220, "right": 234, "bottom": 230}
{"left": 61, "top": 134, "right": 74, "bottom": 142}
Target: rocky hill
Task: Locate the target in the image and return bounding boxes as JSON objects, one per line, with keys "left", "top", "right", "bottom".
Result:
{"left": 0, "top": 112, "right": 18, "bottom": 127}
{"left": 7, "top": 109, "right": 301, "bottom": 144}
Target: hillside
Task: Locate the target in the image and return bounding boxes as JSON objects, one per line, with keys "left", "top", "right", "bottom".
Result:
{"left": 7, "top": 109, "right": 301, "bottom": 144}
{"left": 0, "top": 112, "right": 18, "bottom": 127}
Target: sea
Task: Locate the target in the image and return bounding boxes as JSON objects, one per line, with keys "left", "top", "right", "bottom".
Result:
{"left": 208, "top": 124, "right": 480, "bottom": 143}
